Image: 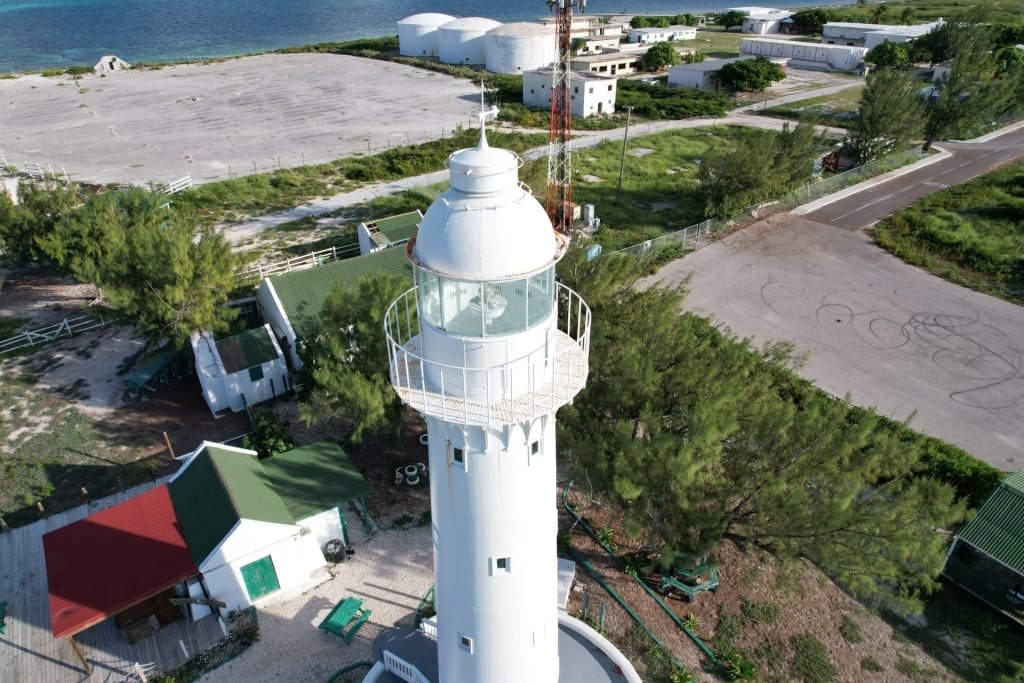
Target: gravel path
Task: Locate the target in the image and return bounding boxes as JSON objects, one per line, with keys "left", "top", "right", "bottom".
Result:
{"left": 199, "top": 527, "right": 433, "bottom": 683}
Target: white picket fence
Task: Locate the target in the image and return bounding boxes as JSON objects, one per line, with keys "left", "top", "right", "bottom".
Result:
{"left": 237, "top": 243, "right": 362, "bottom": 282}
{"left": 0, "top": 315, "right": 113, "bottom": 356}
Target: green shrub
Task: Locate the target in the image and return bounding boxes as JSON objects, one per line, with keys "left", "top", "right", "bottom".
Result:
{"left": 715, "top": 612, "right": 744, "bottom": 651}
{"left": 740, "top": 598, "right": 781, "bottom": 624}
{"left": 790, "top": 633, "right": 839, "bottom": 683}
{"left": 917, "top": 439, "right": 1004, "bottom": 508}
{"left": 65, "top": 64, "right": 94, "bottom": 75}
{"left": 861, "top": 657, "right": 884, "bottom": 672}
{"left": 242, "top": 411, "right": 295, "bottom": 459}
{"left": 840, "top": 614, "right": 864, "bottom": 644}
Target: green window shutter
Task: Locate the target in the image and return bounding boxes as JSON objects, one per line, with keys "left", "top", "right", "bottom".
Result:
{"left": 240, "top": 555, "right": 280, "bottom": 600}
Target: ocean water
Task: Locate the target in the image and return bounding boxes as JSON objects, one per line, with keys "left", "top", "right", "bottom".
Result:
{"left": 0, "top": 0, "right": 830, "bottom": 74}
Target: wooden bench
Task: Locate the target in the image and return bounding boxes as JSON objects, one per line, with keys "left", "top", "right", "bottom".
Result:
{"left": 318, "top": 597, "right": 371, "bottom": 645}
{"left": 0, "top": 600, "right": 7, "bottom": 635}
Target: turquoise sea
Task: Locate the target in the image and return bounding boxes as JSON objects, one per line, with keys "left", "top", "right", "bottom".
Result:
{"left": 0, "top": 0, "right": 831, "bottom": 74}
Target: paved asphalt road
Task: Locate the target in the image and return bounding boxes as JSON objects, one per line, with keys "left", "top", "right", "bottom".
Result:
{"left": 650, "top": 125, "right": 1024, "bottom": 471}
{"left": 804, "top": 125, "right": 1024, "bottom": 230}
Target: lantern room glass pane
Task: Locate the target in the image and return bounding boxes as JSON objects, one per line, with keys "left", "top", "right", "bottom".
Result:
{"left": 418, "top": 270, "right": 443, "bottom": 329}
{"left": 527, "top": 268, "right": 554, "bottom": 327}
{"left": 416, "top": 267, "right": 555, "bottom": 337}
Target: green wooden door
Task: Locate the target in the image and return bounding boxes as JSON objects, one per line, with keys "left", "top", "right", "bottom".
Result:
{"left": 240, "top": 555, "right": 280, "bottom": 601}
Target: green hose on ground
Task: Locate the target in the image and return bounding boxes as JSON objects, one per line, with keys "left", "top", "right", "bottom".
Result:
{"left": 562, "top": 481, "right": 722, "bottom": 669}
{"left": 325, "top": 661, "right": 375, "bottom": 683}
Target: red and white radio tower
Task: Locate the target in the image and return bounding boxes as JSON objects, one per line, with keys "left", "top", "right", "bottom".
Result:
{"left": 545, "top": 0, "right": 585, "bottom": 236}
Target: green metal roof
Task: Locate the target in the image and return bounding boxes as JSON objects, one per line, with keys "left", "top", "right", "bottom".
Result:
{"left": 169, "top": 444, "right": 294, "bottom": 565}
{"left": 957, "top": 471, "right": 1024, "bottom": 575}
{"left": 268, "top": 246, "right": 413, "bottom": 341}
{"left": 216, "top": 325, "right": 280, "bottom": 374}
{"left": 366, "top": 210, "right": 422, "bottom": 246}
{"left": 259, "top": 441, "right": 372, "bottom": 521}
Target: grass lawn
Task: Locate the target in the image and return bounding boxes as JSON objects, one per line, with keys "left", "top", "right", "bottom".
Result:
{"left": 0, "top": 369, "right": 162, "bottom": 527}
{"left": 871, "top": 160, "right": 1024, "bottom": 304}
{"left": 761, "top": 85, "right": 865, "bottom": 128}
{"left": 681, "top": 29, "right": 744, "bottom": 59}
{"left": 516, "top": 125, "right": 759, "bottom": 250}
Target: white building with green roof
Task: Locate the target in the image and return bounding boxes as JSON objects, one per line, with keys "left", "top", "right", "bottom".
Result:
{"left": 191, "top": 324, "right": 289, "bottom": 416}
{"left": 357, "top": 210, "right": 422, "bottom": 255}
{"left": 257, "top": 246, "right": 413, "bottom": 369}
{"left": 168, "top": 441, "right": 372, "bottom": 615}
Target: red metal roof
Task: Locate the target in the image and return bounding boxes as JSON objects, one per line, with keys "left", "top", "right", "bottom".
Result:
{"left": 43, "top": 485, "right": 198, "bottom": 639}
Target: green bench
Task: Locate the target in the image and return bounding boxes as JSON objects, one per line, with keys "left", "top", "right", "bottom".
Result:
{"left": 0, "top": 600, "right": 7, "bottom": 635}
{"left": 318, "top": 597, "right": 371, "bottom": 645}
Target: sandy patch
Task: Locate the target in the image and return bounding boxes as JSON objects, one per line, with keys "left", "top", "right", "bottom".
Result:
{"left": 628, "top": 147, "right": 654, "bottom": 157}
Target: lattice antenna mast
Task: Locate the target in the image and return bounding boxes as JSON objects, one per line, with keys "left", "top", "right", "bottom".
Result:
{"left": 545, "top": 0, "right": 585, "bottom": 236}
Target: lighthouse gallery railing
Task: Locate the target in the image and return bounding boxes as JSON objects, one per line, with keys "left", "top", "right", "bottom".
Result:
{"left": 385, "top": 282, "right": 591, "bottom": 426}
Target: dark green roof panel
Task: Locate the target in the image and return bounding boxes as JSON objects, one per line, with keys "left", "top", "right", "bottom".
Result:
{"left": 216, "top": 325, "right": 280, "bottom": 374}
{"left": 206, "top": 445, "right": 294, "bottom": 527}
{"left": 168, "top": 448, "right": 241, "bottom": 566}
{"left": 958, "top": 470, "right": 1024, "bottom": 575}
{"left": 372, "top": 211, "right": 421, "bottom": 243}
{"left": 269, "top": 246, "right": 413, "bottom": 340}
{"left": 260, "top": 441, "right": 371, "bottom": 521}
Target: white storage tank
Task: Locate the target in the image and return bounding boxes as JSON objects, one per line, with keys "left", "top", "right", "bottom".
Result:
{"left": 398, "top": 13, "right": 455, "bottom": 57}
{"left": 486, "top": 22, "right": 557, "bottom": 74}
{"left": 439, "top": 17, "right": 502, "bottom": 65}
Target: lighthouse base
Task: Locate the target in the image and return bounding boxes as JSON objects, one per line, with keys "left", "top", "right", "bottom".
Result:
{"left": 364, "top": 611, "right": 642, "bottom": 683}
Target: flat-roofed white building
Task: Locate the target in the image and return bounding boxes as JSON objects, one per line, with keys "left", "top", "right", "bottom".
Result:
{"left": 668, "top": 57, "right": 750, "bottom": 91}
{"left": 823, "top": 20, "right": 943, "bottom": 48}
{"left": 627, "top": 25, "right": 698, "bottom": 43}
{"left": 524, "top": 68, "right": 617, "bottom": 117}
{"left": 730, "top": 7, "right": 793, "bottom": 34}
{"left": 570, "top": 49, "right": 644, "bottom": 76}
{"left": 742, "top": 37, "right": 867, "bottom": 71}
{"left": 575, "top": 36, "right": 621, "bottom": 55}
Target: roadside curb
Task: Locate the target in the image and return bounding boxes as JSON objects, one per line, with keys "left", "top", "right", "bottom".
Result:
{"left": 790, "top": 146, "right": 952, "bottom": 216}
{"left": 952, "top": 118, "right": 1024, "bottom": 144}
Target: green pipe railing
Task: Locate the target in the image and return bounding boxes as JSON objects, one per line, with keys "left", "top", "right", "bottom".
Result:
{"left": 562, "top": 481, "right": 723, "bottom": 669}
{"left": 567, "top": 545, "right": 687, "bottom": 673}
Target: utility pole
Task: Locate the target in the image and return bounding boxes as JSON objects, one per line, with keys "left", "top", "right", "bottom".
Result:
{"left": 616, "top": 106, "right": 634, "bottom": 204}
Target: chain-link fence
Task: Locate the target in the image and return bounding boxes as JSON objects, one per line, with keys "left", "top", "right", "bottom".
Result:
{"left": 613, "top": 148, "right": 930, "bottom": 262}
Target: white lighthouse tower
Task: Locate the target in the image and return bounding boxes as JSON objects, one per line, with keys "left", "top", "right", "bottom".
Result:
{"left": 383, "top": 125, "right": 591, "bottom": 683}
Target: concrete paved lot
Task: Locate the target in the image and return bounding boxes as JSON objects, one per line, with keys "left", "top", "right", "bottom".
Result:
{"left": 650, "top": 215, "right": 1024, "bottom": 471}
{"left": 0, "top": 53, "right": 481, "bottom": 186}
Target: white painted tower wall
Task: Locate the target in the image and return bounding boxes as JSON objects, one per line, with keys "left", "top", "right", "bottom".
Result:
{"left": 385, "top": 130, "right": 591, "bottom": 683}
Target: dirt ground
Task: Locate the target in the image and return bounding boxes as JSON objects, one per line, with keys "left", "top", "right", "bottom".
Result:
{"left": 563, "top": 487, "right": 957, "bottom": 683}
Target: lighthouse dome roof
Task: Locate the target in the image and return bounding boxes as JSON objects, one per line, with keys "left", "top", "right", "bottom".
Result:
{"left": 412, "top": 132, "right": 563, "bottom": 280}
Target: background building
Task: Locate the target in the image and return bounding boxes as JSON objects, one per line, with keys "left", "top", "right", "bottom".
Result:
{"left": 741, "top": 37, "right": 866, "bottom": 71}
{"left": 524, "top": 68, "right": 617, "bottom": 117}
{"left": 627, "top": 25, "right": 697, "bottom": 43}
{"left": 731, "top": 6, "right": 793, "bottom": 34}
